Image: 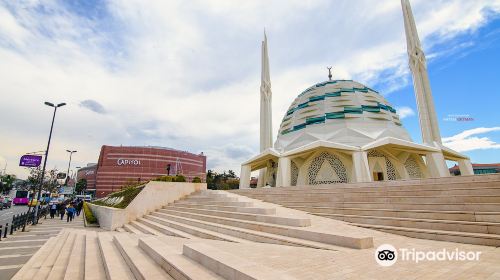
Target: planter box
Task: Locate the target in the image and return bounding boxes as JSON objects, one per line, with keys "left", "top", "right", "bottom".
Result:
{"left": 88, "top": 182, "right": 206, "bottom": 230}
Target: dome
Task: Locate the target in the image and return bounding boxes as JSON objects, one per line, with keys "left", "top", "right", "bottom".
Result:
{"left": 274, "top": 80, "right": 412, "bottom": 152}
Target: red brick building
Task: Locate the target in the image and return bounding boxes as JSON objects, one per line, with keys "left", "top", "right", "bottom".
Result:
{"left": 76, "top": 164, "right": 97, "bottom": 194}
{"left": 93, "top": 146, "right": 206, "bottom": 198}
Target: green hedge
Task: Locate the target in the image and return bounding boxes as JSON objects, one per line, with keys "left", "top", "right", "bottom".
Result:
{"left": 83, "top": 202, "right": 97, "bottom": 224}
{"left": 153, "top": 175, "right": 187, "bottom": 182}
{"left": 192, "top": 177, "right": 201, "bottom": 183}
{"left": 92, "top": 185, "right": 145, "bottom": 209}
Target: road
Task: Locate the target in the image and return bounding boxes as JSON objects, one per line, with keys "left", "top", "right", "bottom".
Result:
{"left": 0, "top": 205, "right": 29, "bottom": 228}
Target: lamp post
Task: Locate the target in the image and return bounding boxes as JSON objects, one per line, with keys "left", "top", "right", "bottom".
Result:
{"left": 33, "top": 102, "right": 66, "bottom": 224}
{"left": 75, "top": 166, "right": 81, "bottom": 195}
{"left": 65, "top": 150, "right": 77, "bottom": 186}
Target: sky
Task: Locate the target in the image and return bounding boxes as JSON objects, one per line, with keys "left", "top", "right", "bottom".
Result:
{"left": 0, "top": 0, "right": 499, "bottom": 179}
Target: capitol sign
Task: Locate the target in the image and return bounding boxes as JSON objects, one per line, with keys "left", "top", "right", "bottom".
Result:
{"left": 117, "top": 159, "right": 141, "bottom": 166}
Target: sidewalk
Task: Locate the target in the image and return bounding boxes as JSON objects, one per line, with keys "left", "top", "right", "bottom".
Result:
{"left": 0, "top": 214, "right": 85, "bottom": 280}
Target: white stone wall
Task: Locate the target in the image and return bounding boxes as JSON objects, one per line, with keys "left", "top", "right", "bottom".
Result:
{"left": 89, "top": 181, "right": 207, "bottom": 230}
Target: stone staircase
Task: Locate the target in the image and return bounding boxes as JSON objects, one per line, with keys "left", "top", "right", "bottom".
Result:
{"left": 231, "top": 174, "right": 500, "bottom": 246}
{"left": 13, "top": 190, "right": 374, "bottom": 280}
{"left": 13, "top": 185, "right": 500, "bottom": 279}
{"left": 117, "top": 190, "right": 372, "bottom": 250}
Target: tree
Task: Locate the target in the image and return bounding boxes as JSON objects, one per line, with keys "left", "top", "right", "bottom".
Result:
{"left": 206, "top": 169, "right": 239, "bottom": 190}
{"left": 25, "top": 167, "right": 60, "bottom": 194}
{"left": 75, "top": 179, "right": 87, "bottom": 194}
{"left": 227, "top": 170, "right": 236, "bottom": 178}
{"left": 0, "top": 174, "right": 16, "bottom": 194}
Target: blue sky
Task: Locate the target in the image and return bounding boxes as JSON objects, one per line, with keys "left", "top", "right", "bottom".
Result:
{"left": 388, "top": 17, "right": 500, "bottom": 164}
{"left": 0, "top": 0, "right": 499, "bottom": 178}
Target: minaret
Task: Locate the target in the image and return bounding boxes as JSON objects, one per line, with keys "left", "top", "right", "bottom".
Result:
{"left": 401, "top": 0, "right": 442, "bottom": 145}
{"left": 260, "top": 31, "right": 273, "bottom": 151}
{"left": 258, "top": 32, "right": 273, "bottom": 187}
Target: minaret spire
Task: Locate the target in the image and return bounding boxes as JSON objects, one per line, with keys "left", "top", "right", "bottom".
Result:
{"left": 260, "top": 30, "right": 272, "bottom": 152}
{"left": 401, "top": 0, "right": 441, "bottom": 145}
{"left": 258, "top": 31, "right": 273, "bottom": 187}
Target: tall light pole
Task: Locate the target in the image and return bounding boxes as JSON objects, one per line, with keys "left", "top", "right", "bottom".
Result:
{"left": 33, "top": 101, "right": 66, "bottom": 224}
{"left": 75, "top": 166, "right": 81, "bottom": 195}
{"left": 65, "top": 150, "right": 77, "bottom": 187}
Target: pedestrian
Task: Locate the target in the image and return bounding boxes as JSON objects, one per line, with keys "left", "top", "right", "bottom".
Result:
{"left": 76, "top": 201, "right": 83, "bottom": 216}
{"left": 60, "top": 203, "right": 66, "bottom": 220}
{"left": 66, "top": 204, "right": 75, "bottom": 222}
{"left": 50, "top": 203, "right": 57, "bottom": 219}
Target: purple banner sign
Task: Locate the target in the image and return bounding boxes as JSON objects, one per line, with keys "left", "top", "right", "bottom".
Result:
{"left": 19, "top": 155, "right": 42, "bottom": 167}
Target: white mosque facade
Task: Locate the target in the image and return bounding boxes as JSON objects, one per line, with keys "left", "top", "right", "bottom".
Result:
{"left": 239, "top": 0, "right": 474, "bottom": 189}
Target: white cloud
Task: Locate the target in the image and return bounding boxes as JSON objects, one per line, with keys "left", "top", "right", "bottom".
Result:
{"left": 396, "top": 106, "right": 416, "bottom": 119}
{"left": 1, "top": 0, "right": 499, "bottom": 178}
{"left": 442, "top": 127, "right": 500, "bottom": 152}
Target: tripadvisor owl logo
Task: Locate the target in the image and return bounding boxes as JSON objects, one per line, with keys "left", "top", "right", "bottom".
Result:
{"left": 375, "top": 244, "right": 397, "bottom": 267}
{"left": 375, "top": 244, "right": 482, "bottom": 266}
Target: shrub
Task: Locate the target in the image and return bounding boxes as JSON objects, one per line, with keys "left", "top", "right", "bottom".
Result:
{"left": 90, "top": 185, "right": 145, "bottom": 209}
{"left": 83, "top": 202, "right": 97, "bottom": 224}
{"left": 192, "top": 177, "right": 201, "bottom": 183}
{"left": 174, "top": 175, "right": 186, "bottom": 182}
{"left": 154, "top": 175, "right": 175, "bottom": 182}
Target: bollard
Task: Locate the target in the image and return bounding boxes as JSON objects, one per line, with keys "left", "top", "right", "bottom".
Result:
{"left": 0, "top": 225, "right": 2, "bottom": 241}
{"left": 4, "top": 223, "right": 8, "bottom": 238}
{"left": 11, "top": 215, "right": 16, "bottom": 232}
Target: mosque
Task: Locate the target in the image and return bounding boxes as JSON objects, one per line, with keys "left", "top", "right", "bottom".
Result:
{"left": 239, "top": 0, "right": 475, "bottom": 188}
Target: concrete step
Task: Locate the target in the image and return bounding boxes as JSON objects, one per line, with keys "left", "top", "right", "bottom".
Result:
{"left": 167, "top": 203, "right": 276, "bottom": 215}
{"left": 320, "top": 213, "right": 500, "bottom": 234}
{"left": 183, "top": 196, "right": 238, "bottom": 202}
{"left": 137, "top": 217, "right": 198, "bottom": 239}
{"left": 248, "top": 194, "right": 500, "bottom": 203}
{"left": 231, "top": 176, "right": 500, "bottom": 192}
{"left": 154, "top": 210, "right": 370, "bottom": 249}
{"left": 84, "top": 231, "right": 107, "bottom": 280}
{"left": 138, "top": 236, "right": 223, "bottom": 280}
{"left": 161, "top": 206, "right": 310, "bottom": 227}
{"left": 352, "top": 223, "right": 500, "bottom": 247}
{"left": 63, "top": 232, "right": 85, "bottom": 280}
{"left": 11, "top": 236, "right": 58, "bottom": 280}
{"left": 130, "top": 220, "right": 163, "bottom": 236}
{"left": 173, "top": 200, "right": 253, "bottom": 207}
{"left": 46, "top": 231, "right": 77, "bottom": 279}
{"left": 183, "top": 242, "right": 295, "bottom": 280}
{"left": 295, "top": 206, "right": 500, "bottom": 223}
{"left": 144, "top": 215, "right": 250, "bottom": 243}
{"left": 190, "top": 192, "right": 230, "bottom": 199}
{"left": 112, "top": 233, "right": 174, "bottom": 280}
{"left": 235, "top": 184, "right": 500, "bottom": 196}
{"left": 149, "top": 211, "right": 361, "bottom": 250}
{"left": 280, "top": 201, "right": 500, "bottom": 212}
{"left": 35, "top": 231, "right": 71, "bottom": 279}
{"left": 116, "top": 227, "right": 126, "bottom": 233}
{"left": 97, "top": 232, "right": 135, "bottom": 280}
{"left": 123, "top": 223, "right": 143, "bottom": 234}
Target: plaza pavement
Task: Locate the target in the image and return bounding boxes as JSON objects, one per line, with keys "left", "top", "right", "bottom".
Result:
{"left": 0, "top": 214, "right": 85, "bottom": 280}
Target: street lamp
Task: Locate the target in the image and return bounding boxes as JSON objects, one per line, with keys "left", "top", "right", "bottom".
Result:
{"left": 33, "top": 101, "right": 66, "bottom": 224}
{"left": 65, "top": 150, "right": 77, "bottom": 186}
{"left": 75, "top": 166, "right": 81, "bottom": 195}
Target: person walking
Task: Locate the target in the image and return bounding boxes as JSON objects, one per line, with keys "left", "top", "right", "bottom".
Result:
{"left": 66, "top": 204, "right": 75, "bottom": 222}
{"left": 60, "top": 203, "right": 66, "bottom": 220}
{"left": 76, "top": 200, "right": 83, "bottom": 216}
{"left": 50, "top": 203, "right": 57, "bottom": 219}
